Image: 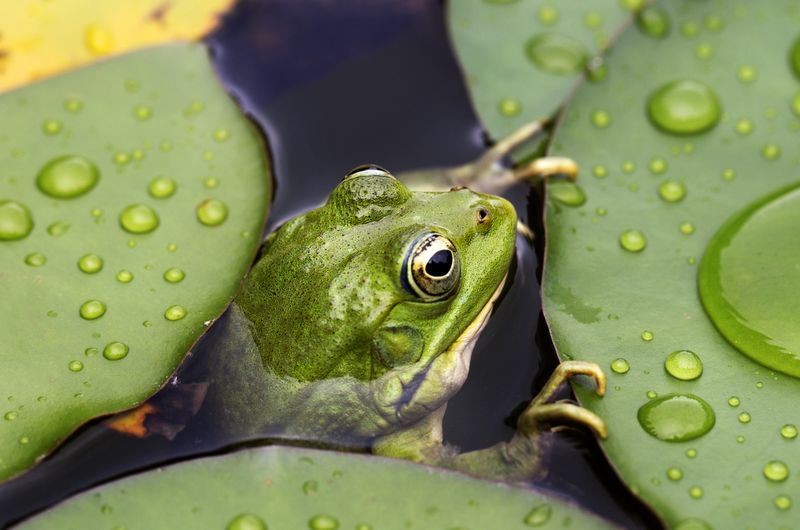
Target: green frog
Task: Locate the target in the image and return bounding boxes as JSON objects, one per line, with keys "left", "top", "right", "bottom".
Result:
{"left": 210, "top": 163, "right": 607, "bottom": 482}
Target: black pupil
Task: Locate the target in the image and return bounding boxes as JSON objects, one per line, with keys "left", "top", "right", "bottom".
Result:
{"left": 425, "top": 250, "right": 452, "bottom": 277}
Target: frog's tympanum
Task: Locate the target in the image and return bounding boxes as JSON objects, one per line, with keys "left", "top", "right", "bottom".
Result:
{"left": 213, "top": 165, "right": 606, "bottom": 481}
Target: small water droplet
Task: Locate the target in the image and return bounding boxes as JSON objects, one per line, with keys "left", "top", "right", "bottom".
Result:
{"left": 85, "top": 347, "right": 98, "bottom": 357}
{"left": 636, "top": 6, "right": 670, "bottom": 38}
{"left": 781, "top": 424, "right": 798, "bottom": 439}
{"left": 695, "top": 43, "right": 713, "bottom": 60}
{"left": 41, "top": 119, "right": 63, "bottom": 135}
{"left": 774, "top": 495, "right": 792, "bottom": 510}
{"left": 763, "top": 460, "right": 789, "bottom": 482}
{"left": 203, "top": 177, "right": 220, "bottom": 189}
{"left": 525, "top": 33, "right": 588, "bottom": 76}
{"left": 302, "top": 480, "right": 318, "bottom": 495}
{"left": 147, "top": 176, "right": 177, "bottom": 199}
{"left": 595, "top": 208, "right": 607, "bottom": 216}
{"left": 646, "top": 390, "right": 657, "bottom": 399}
{"left": 47, "top": 310, "right": 58, "bottom": 318}
{"left": 667, "top": 467, "right": 683, "bottom": 481}
{"left": 167, "top": 243, "right": 178, "bottom": 252}
{"left": 658, "top": 180, "right": 686, "bottom": 202}
{"left": 84, "top": 24, "right": 114, "bottom": 55}
{"left": 735, "top": 118, "right": 754, "bottom": 135}
{"left": 226, "top": 513, "right": 267, "bottom": 530}
{"left": 213, "top": 128, "right": 230, "bottom": 142}
{"left": 688, "top": 486, "right": 704, "bottom": 499}
{"left": 120, "top": 204, "right": 159, "bottom": 234}
{"left": 64, "top": 98, "right": 83, "bottom": 113}
{"left": 113, "top": 152, "right": 130, "bottom": 166}
{"left": 68, "top": 360, "right": 84, "bottom": 372}
{"left": 591, "top": 110, "right": 611, "bottom": 128}
{"left": 18, "top": 436, "right": 29, "bottom": 445}
{"left": 621, "top": 161, "right": 636, "bottom": 173}
{"left": 619, "top": 229, "right": 647, "bottom": 252}
{"left": 163, "top": 268, "right": 185, "bottom": 283}
{"left": 727, "top": 396, "right": 740, "bottom": 407}
{"left": 637, "top": 393, "right": 715, "bottom": 442}
{"left": 4, "top": 411, "right": 18, "bottom": 421}
{"left": 196, "top": 199, "right": 228, "bottom": 226}
{"left": 523, "top": 504, "right": 552, "bottom": 527}
{"left": 164, "top": 305, "right": 187, "bottom": 321}
{"left": 736, "top": 435, "right": 745, "bottom": 443}
{"left": 47, "top": 221, "right": 70, "bottom": 236}
{"left": 133, "top": 105, "right": 152, "bottom": 121}
{"left": 308, "top": 514, "right": 339, "bottom": 530}
{"left": 679, "top": 222, "right": 695, "bottom": 235}
{"left": 79, "top": 300, "right": 106, "bottom": 320}
{"left": 593, "top": 165, "right": 608, "bottom": 178}
{"left": 610, "top": 358, "right": 630, "bottom": 374}
{"left": 648, "top": 158, "right": 667, "bottom": 174}
{"left": 132, "top": 150, "right": 145, "bottom": 161}
{"left": 721, "top": 168, "right": 736, "bottom": 181}
{"left": 78, "top": 254, "right": 104, "bottom": 274}
{"left": 116, "top": 270, "right": 133, "bottom": 283}
{"left": 738, "top": 412, "right": 751, "bottom": 424}
{"left": 755, "top": 381, "right": 764, "bottom": 389}
{"left": 103, "top": 342, "right": 129, "bottom": 361}
{"left": 498, "top": 98, "right": 522, "bottom": 117}
{"left": 0, "top": 200, "right": 34, "bottom": 240}
{"left": 549, "top": 181, "right": 586, "bottom": 206}
{"left": 647, "top": 79, "right": 722, "bottom": 135}
{"left": 761, "top": 144, "right": 781, "bottom": 160}
{"left": 736, "top": 65, "right": 757, "bottom": 83}
{"left": 24, "top": 253, "right": 46, "bottom": 267}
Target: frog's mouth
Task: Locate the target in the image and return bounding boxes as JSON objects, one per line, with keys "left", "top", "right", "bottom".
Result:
{"left": 387, "top": 272, "right": 509, "bottom": 424}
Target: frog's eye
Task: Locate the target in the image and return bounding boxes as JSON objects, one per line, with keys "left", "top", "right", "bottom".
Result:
{"left": 403, "top": 233, "right": 461, "bottom": 299}
{"left": 343, "top": 164, "right": 395, "bottom": 180}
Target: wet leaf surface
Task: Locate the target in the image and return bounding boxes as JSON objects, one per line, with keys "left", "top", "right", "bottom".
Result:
{"left": 0, "top": 43, "right": 270, "bottom": 482}
{"left": 544, "top": 0, "right": 800, "bottom": 527}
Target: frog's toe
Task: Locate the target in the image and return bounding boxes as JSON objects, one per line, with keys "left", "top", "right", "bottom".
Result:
{"left": 518, "top": 402, "right": 608, "bottom": 440}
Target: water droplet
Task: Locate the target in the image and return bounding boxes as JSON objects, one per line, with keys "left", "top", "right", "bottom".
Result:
{"left": 119, "top": 204, "right": 159, "bottom": 234}
{"left": 664, "top": 350, "right": 703, "bottom": 380}
{"left": 736, "top": 65, "right": 757, "bottom": 83}
{"left": 738, "top": 412, "right": 751, "bottom": 424}
{"left": 658, "top": 180, "right": 686, "bottom": 202}
{"left": 595, "top": 208, "right": 607, "bottom": 216}
{"left": 637, "top": 393, "right": 715, "bottom": 442}
{"left": 133, "top": 105, "right": 152, "bottom": 121}
{"left": 727, "top": 396, "right": 740, "bottom": 407}
{"left": 721, "top": 168, "right": 736, "bottom": 181}
{"left": 761, "top": 144, "right": 781, "bottom": 160}
{"left": 0, "top": 200, "right": 34, "bottom": 240}
{"left": 226, "top": 513, "right": 267, "bottom": 530}
{"left": 646, "top": 390, "right": 657, "bottom": 399}
{"left": 196, "top": 199, "right": 228, "bottom": 226}
{"left": 619, "top": 0, "right": 645, "bottom": 12}
{"left": 648, "top": 158, "right": 667, "bottom": 174}
{"left": 64, "top": 98, "right": 83, "bottom": 113}
{"left": 4, "top": 411, "right": 18, "bottom": 421}
{"left": 116, "top": 270, "right": 133, "bottom": 283}
{"left": 775, "top": 495, "right": 792, "bottom": 510}
{"left": 79, "top": 300, "right": 106, "bottom": 320}
{"left": 593, "top": 165, "right": 608, "bottom": 178}
{"left": 591, "top": 110, "right": 611, "bottom": 128}
{"left": 42, "top": 119, "right": 63, "bottom": 135}
{"left": 755, "top": 381, "right": 764, "bottom": 389}
{"left": 24, "top": 253, "right": 46, "bottom": 267}
{"left": 621, "top": 161, "right": 636, "bottom": 173}
{"left": 167, "top": 243, "right": 178, "bottom": 252}
{"left": 164, "top": 305, "right": 187, "bottom": 321}
{"left": 641, "top": 330, "right": 654, "bottom": 341}
{"left": 302, "top": 479, "right": 318, "bottom": 495}
{"left": 699, "top": 184, "right": 800, "bottom": 377}
{"left": 736, "top": 435, "right": 745, "bottom": 443}
{"left": 498, "top": 98, "right": 522, "bottom": 117}
{"left": 525, "top": 33, "right": 588, "bottom": 76}
{"left": 781, "top": 424, "right": 798, "bottom": 439}
{"left": 636, "top": 6, "right": 670, "bottom": 38}
{"left": 19, "top": 436, "right": 29, "bottom": 445}
{"left": 695, "top": 43, "right": 713, "bottom": 60}
{"left": 77, "top": 253, "right": 103, "bottom": 274}
{"left": 610, "top": 358, "right": 630, "bottom": 374}
{"left": 619, "top": 229, "right": 647, "bottom": 252}
{"left": 163, "top": 268, "right": 185, "bottom": 283}
{"left": 688, "top": 486, "right": 704, "bottom": 499}
{"left": 132, "top": 150, "right": 144, "bottom": 161}
{"left": 308, "top": 514, "right": 339, "bottom": 530}
{"left": 667, "top": 467, "right": 683, "bottom": 481}
{"left": 681, "top": 21, "right": 698, "bottom": 38}
{"left": 735, "top": 118, "right": 753, "bottom": 135}
{"left": 103, "top": 342, "right": 129, "bottom": 361}
{"left": 213, "top": 128, "right": 230, "bottom": 142}
{"left": 523, "top": 504, "right": 552, "bottom": 527}
{"left": 679, "top": 222, "right": 695, "bottom": 235}
{"left": 763, "top": 460, "right": 789, "bottom": 482}
{"left": 68, "top": 360, "right": 84, "bottom": 372}
{"left": 85, "top": 347, "right": 98, "bottom": 357}
{"left": 148, "top": 177, "right": 177, "bottom": 199}
{"left": 46, "top": 221, "right": 70, "bottom": 237}
{"left": 47, "top": 310, "right": 58, "bottom": 318}
{"left": 647, "top": 80, "right": 722, "bottom": 135}
{"left": 549, "top": 182, "right": 586, "bottom": 206}
{"left": 113, "top": 152, "right": 130, "bottom": 165}
{"left": 583, "top": 12, "right": 602, "bottom": 28}
{"left": 84, "top": 24, "right": 114, "bottom": 55}
{"left": 203, "top": 177, "right": 220, "bottom": 189}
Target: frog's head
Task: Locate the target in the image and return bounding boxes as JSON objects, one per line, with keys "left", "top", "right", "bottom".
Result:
{"left": 237, "top": 165, "right": 516, "bottom": 436}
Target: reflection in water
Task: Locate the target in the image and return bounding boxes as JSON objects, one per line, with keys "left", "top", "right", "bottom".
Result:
{"left": 0, "top": 2, "right": 659, "bottom": 528}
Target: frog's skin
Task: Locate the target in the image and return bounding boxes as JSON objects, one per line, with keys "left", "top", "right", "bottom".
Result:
{"left": 211, "top": 164, "right": 606, "bottom": 482}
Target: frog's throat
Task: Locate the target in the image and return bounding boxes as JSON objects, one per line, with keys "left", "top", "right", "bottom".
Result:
{"left": 383, "top": 272, "right": 509, "bottom": 425}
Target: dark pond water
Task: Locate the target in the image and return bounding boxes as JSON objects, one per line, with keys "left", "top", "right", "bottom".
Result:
{"left": 0, "top": 1, "right": 661, "bottom": 528}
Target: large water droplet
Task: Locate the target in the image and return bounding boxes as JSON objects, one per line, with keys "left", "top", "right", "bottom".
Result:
{"left": 619, "top": 229, "right": 647, "bottom": 252}
{"left": 664, "top": 350, "right": 703, "bottom": 381}
{"left": 308, "top": 515, "right": 339, "bottom": 530}
{"left": 226, "top": 513, "right": 267, "bottom": 530}
{"left": 775, "top": 495, "right": 792, "bottom": 510}
{"left": 164, "top": 305, "right": 187, "bottom": 321}
{"left": 699, "top": 183, "right": 800, "bottom": 377}
{"left": 103, "top": 342, "right": 129, "bottom": 361}
{"left": 78, "top": 253, "right": 104, "bottom": 274}
{"left": 196, "top": 199, "right": 228, "bottom": 226}
{"left": 120, "top": 204, "right": 159, "bottom": 234}
{"left": 647, "top": 80, "right": 722, "bottom": 135}
{"left": 24, "top": 253, "right": 46, "bottom": 267}
{"left": 549, "top": 181, "right": 586, "bottom": 206}
{"left": 781, "top": 424, "right": 798, "bottom": 439}
{"left": 148, "top": 177, "right": 177, "bottom": 199}
{"left": 523, "top": 504, "right": 552, "bottom": 527}
{"left": 763, "top": 460, "right": 789, "bottom": 482}
{"left": 525, "top": 33, "right": 589, "bottom": 76}
{"left": 79, "top": 300, "right": 107, "bottom": 320}
{"left": 659, "top": 180, "right": 686, "bottom": 202}
{"left": 163, "top": 267, "right": 186, "bottom": 283}
{"left": 68, "top": 360, "right": 84, "bottom": 372}
{"left": 637, "top": 393, "right": 715, "bottom": 442}
{"left": 0, "top": 200, "right": 34, "bottom": 240}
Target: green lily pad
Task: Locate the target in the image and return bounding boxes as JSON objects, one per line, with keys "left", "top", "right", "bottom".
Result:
{"left": 544, "top": 0, "right": 800, "bottom": 527}
{"left": 0, "top": 43, "right": 271, "bottom": 482}
{"left": 16, "top": 446, "right": 618, "bottom": 529}
{"left": 447, "top": 0, "right": 637, "bottom": 145}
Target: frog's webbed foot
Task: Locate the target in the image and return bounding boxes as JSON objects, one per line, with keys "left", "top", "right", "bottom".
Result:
{"left": 518, "top": 361, "right": 608, "bottom": 439}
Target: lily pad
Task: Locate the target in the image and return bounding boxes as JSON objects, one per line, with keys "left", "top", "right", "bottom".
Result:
{"left": 544, "top": 0, "right": 800, "bottom": 527}
{"left": 0, "top": 0, "right": 236, "bottom": 93}
{"left": 447, "top": 0, "right": 638, "bottom": 145}
{"left": 0, "top": 43, "right": 271, "bottom": 482}
{"left": 16, "top": 446, "right": 618, "bottom": 529}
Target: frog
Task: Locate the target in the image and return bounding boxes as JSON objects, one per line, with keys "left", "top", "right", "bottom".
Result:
{"left": 209, "top": 161, "right": 607, "bottom": 482}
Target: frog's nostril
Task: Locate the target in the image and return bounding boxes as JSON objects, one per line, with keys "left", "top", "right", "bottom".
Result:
{"left": 475, "top": 206, "right": 493, "bottom": 232}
